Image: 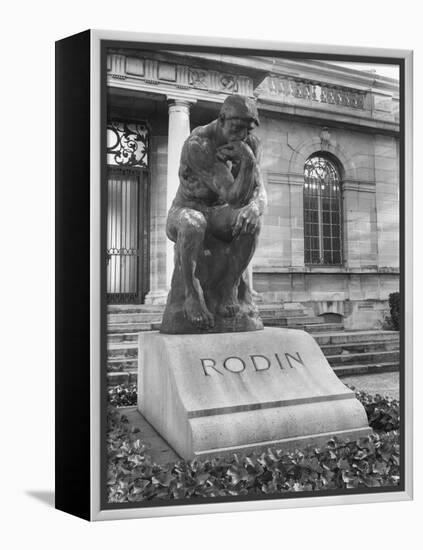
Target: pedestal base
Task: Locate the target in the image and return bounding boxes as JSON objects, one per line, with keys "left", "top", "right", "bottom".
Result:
{"left": 144, "top": 289, "right": 169, "bottom": 306}
{"left": 160, "top": 303, "right": 263, "bottom": 334}
{"left": 138, "top": 328, "right": 371, "bottom": 460}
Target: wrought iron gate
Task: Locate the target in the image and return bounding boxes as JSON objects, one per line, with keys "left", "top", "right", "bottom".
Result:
{"left": 106, "top": 166, "right": 150, "bottom": 304}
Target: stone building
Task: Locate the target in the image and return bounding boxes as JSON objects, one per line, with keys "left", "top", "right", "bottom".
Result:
{"left": 106, "top": 48, "right": 399, "bottom": 330}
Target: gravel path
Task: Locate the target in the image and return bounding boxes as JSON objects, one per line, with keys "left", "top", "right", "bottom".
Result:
{"left": 340, "top": 372, "right": 400, "bottom": 399}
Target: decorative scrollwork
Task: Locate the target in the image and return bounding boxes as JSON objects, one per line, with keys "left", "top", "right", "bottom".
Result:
{"left": 219, "top": 74, "right": 238, "bottom": 92}
{"left": 188, "top": 69, "right": 208, "bottom": 89}
{"left": 107, "top": 122, "right": 149, "bottom": 167}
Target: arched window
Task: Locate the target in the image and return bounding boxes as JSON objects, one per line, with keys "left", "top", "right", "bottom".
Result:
{"left": 304, "top": 154, "right": 342, "bottom": 265}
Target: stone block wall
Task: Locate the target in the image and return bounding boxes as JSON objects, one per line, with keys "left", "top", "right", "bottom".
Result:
{"left": 251, "top": 114, "right": 399, "bottom": 329}
{"left": 254, "top": 271, "right": 399, "bottom": 329}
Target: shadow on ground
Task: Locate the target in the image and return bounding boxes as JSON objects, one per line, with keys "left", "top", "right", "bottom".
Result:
{"left": 26, "top": 490, "right": 55, "bottom": 508}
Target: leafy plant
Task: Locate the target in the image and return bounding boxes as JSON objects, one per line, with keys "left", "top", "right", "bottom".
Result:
{"left": 354, "top": 389, "right": 400, "bottom": 432}
{"left": 389, "top": 291, "right": 400, "bottom": 331}
{"left": 108, "top": 384, "right": 137, "bottom": 407}
{"left": 107, "top": 406, "right": 400, "bottom": 503}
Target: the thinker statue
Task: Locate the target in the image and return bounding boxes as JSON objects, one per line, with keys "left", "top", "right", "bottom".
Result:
{"left": 160, "top": 94, "right": 267, "bottom": 334}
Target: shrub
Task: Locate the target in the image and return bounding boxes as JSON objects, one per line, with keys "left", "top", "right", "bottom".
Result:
{"left": 107, "top": 407, "right": 400, "bottom": 503}
{"left": 108, "top": 384, "right": 137, "bottom": 407}
{"left": 354, "top": 390, "right": 400, "bottom": 432}
{"left": 389, "top": 291, "right": 400, "bottom": 331}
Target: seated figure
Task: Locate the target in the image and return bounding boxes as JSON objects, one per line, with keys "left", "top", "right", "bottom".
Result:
{"left": 160, "top": 94, "right": 267, "bottom": 334}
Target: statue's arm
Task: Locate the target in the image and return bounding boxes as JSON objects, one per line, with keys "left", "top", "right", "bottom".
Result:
{"left": 245, "top": 134, "right": 267, "bottom": 215}
{"left": 184, "top": 137, "right": 256, "bottom": 206}
{"left": 231, "top": 135, "right": 267, "bottom": 236}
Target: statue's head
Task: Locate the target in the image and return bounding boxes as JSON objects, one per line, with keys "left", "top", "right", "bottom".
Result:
{"left": 218, "top": 94, "right": 259, "bottom": 143}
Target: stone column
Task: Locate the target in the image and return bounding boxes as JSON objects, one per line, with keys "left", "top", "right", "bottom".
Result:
{"left": 165, "top": 98, "right": 195, "bottom": 287}
{"left": 144, "top": 98, "right": 195, "bottom": 306}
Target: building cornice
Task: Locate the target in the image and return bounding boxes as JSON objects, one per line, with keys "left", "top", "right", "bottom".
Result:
{"left": 106, "top": 50, "right": 400, "bottom": 134}
{"left": 160, "top": 51, "right": 399, "bottom": 95}
{"left": 252, "top": 56, "right": 399, "bottom": 95}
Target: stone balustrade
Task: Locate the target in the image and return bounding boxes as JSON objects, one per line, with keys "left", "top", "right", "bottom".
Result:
{"left": 256, "top": 75, "right": 367, "bottom": 110}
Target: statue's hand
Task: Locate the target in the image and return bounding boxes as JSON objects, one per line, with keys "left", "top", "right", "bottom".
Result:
{"left": 216, "top": 141, "right": 255, "bottom": 163}
{"left": 233, "top": 203, "right": 261, "bottom": 236}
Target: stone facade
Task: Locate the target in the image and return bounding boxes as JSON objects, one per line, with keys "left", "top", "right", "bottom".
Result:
{"left": 106, "top": 49, "right": 400, "bottom": 330}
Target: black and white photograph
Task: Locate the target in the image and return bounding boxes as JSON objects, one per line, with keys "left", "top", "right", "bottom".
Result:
{"left": 3, "top": 0, "right": 422, "bottom": 544}
{"left": 101, "top": 39, "right": 406, "bottom": 511}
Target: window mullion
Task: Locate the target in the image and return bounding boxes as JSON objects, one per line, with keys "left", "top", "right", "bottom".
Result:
{"left": 339, "top": 186, "right": 343, "bottom": 264}
{"left": 329, "top": 175, "right": 333, "bottom": 264}
{"left": 317, "top": 183, "right": 324, "bottom": 264}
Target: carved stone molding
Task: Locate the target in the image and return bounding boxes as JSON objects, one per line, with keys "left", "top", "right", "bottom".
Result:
{"left": 320, "top": 127, "right": 331, "bottom": 149}
{"left": 107, "top": 53, "right": 254, "bottom": 96}
{"left": 343, "top": 180, "right": 376, "bottom": 193}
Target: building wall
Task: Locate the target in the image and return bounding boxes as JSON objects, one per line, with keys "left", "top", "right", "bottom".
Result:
{"left": 250, "top": 113, "right": 399, "bottom": 329}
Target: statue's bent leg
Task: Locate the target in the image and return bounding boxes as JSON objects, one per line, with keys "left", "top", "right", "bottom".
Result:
{"left": 170, "top": 208, "right": 214, "bottom": 329}
{"left": 216, "top": 230, "right": 259, "bottom": 317}
{"left": 208, "top": 206, "right": 261, "bottom": 318}
{"left": 238, "top": 267, "right": 259, "bottom": 316}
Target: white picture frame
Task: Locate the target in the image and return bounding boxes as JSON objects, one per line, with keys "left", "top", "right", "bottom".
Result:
{"left": 55, "top": 29, "right": 413, "bottom": 521}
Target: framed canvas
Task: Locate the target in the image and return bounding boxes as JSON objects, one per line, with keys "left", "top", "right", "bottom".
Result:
{"left": 55, "top": 29, "right": 413, "bottom": 521}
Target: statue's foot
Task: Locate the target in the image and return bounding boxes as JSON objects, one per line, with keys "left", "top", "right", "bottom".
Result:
{"left": 183, "top": 295, "right": 215, "bottom": 329}
{"left": 240, "top": 292, "right": 259, "bottom": 317}
{"left": 217, "top": 298, "right": 240, "bottom": 318}
{"left": 246, "top": 302, "right": 259, "bottom": 317}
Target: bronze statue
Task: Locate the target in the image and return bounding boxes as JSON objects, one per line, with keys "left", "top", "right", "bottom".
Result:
{"left": 160, "top": 94, "right": 267, "bottom": 334}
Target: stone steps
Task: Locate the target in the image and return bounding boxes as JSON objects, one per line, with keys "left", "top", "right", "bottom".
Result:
{"left": 107, "top": 321, "right": 161, "bottom": 333}
{"left": 106, "top": 304, "right": 338, "bottom": 333}
{"left": 108, "top": 332, "right": 139, "bottom": 344}
{"left": 108, "top": 312, "right": 163, "bottom": 324}
{"left": 107, "top": 332, "right": 399, "bottom": 357}
{"left": 304, "top": 322, "right": 344, "bottom": 333}
{"left": 107, "top": 317, "right": 337, "bottom": 333}
{"left": 108, "top": 304, "right": 313, "bottom": 325}
{"left": 107, "top": 371, "right": 138, "bottom": 385}
{"left": 313, "top": 330, "right": 399, "bottom": 346}
{"left": 108, "top": 357, "right": 138, "bottom": 369}
{"left": 106, "top": 342, "right": 400, "bottom": 371}
{"left": 320, "top": 340, "right": 399, "bottom": 355}
{"left": 108, "top": 343, "right": 138, "bottom": 358}
{"left": 106, "top": 302, "right": 400, "bottom": 385}
{"left": 326, "top": 350, "right": 399, "bottom": 367}
{"left": 106, "top": 333, "right": 399, "bottom": 356}
{"left": 106, "top": 301, "right": 347, "bottom": 334}
{"left": 108, "top": 304, "right": 165, "bottom": 313}
{"left": 259, "top": 309, "right": 312, "bottom": 318}
{"left": 106, "top": 331, "right": 400, "bottom": 384}
{"left": 332, "top": 362, "right": 399, "bottom": 377}
{"left": 262, "top": 315, "right": 325, "bottom": 327}
{"left": 108, "top": 360, "right": 400, "bottom": 386}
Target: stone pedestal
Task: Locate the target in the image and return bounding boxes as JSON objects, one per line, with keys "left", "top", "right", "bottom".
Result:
{"left": 138, "top": 327, "right": 371, "bottom": 460}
